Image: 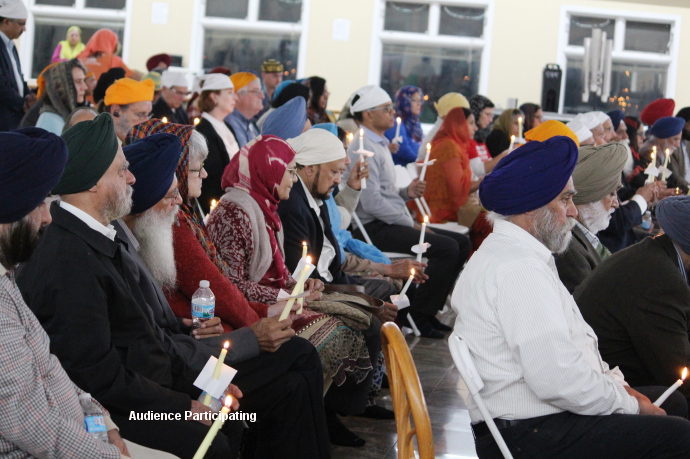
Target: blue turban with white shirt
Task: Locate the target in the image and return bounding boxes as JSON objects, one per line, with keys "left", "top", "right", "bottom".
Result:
{"left": 478, "top": 136, "right": 579, "bottom": 215}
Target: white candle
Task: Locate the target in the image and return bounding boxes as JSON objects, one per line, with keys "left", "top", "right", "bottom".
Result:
{"left": 645, "top": 150, "right": 657, "bottom": 185}
{"left": 399, "top": 269, "right": 415, "bottom": 297}
{"left": 654, "top": 368, "right": 687, "bottom": 406}
{"left": 417, "top": 216, "right": 428, "bottom": 262}
{"left": 419, "top": 144, "right": 431, "bottom": 181}
{"left": 662, "top": 148, "right": 671, "bottom": 181}
{"left": 210, "top": 199, "right": 217, "bottom": 212}
{"left": 279, "top": 257, "right": 311, "bottom": 321}
{"left": 203, "top": 341, "right": 230, "bottom": 406}
{"left": 359, "top": 128, "right": 364, "bottom": 151}
{"left": 192, "top": 396, "right": 232, "bottom": 459}
{"left": 518, "top": 116, "right": 523, "bottom": 139}
{"left": 510, "top": 135, "right": 515, "bottom": 152}
{"left": 394, "top": 117, "right": 401, "bottom": 142}
{"left": 301, "top": 241, "right": 307, "bottom": 259}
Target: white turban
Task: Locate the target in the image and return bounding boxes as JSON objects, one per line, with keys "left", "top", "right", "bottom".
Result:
{"left": 589, "top": 111, "right": 611, "bottom": 125}
{"left": 0, "top": 0, "right": 27, "bottom": 19}
{"left": 193, "top": 74, "right": 233, "bottom": 93}
{"left": 288, "top": 129, "right": 345, "bottom": 166}
{"left": 571, "top": 113, "right": 600, "bottom": 130}
{"left": 567, "top": 121, "right": 594, "bottom": 144}
{"left": 161, "top": 70, "right": 189, "bottom": 89}
{"left": 350, "top": 85, "right": 392, "bottom": 113}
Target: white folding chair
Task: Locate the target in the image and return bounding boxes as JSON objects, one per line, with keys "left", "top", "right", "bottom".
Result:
{"left": 350, "top": 212, "right": 410, "bottom": 260}
{"left": 448, "top": 333, "right": 514, "bottom": 459}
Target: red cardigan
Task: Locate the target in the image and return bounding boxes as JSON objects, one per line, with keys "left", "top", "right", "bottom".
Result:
{"left": 166, "top": 211, "right": 269, "bottom": 333}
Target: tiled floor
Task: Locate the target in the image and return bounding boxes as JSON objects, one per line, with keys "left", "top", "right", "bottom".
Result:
{"left": 332, "top": 310, "right": 479, "bottom": 459}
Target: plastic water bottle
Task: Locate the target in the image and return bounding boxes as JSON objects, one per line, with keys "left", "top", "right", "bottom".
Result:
{"left": 191, "top": 280, "right": 215, "bottom": 330}
{"left": 641, "top": 211, "right": 652, "bottom": 230}
{"left": 79, "top": 393, "right": 108, "bottom": 443}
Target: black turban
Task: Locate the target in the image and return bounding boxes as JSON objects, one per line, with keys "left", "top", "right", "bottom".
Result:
{"left": 53, "top": 113, "right": 119, "bottom": 195}
{"left": 478, "top": 136, "right": 578, "bottom": 216}
{"left": 124, "top": 133, "right": 182, "bottom": 214}
{"left": 0, "top": 128, "right": 68, "bottom": 223}
{"left": 93, "top": 67, "right": 126, "bottom": 104}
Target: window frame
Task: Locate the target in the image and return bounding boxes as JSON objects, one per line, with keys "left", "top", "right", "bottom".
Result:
{"left": 556, "top": 5, "right": 681, "bottom": 114}
{"left": 188, "top": 0, "right": 310, "bottom": 76}
{"left": 368, "top": 0, "right": 494, "bottom": 96}
{"left": 18, "top": 0, "right": 132, "bottom": 82}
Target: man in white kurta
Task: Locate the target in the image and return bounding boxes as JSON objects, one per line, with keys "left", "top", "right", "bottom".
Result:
{"left": 451, "top": 135, "right": 690, "bottom": 459}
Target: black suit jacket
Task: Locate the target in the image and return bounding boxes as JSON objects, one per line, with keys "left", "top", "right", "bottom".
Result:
{"left": 195, "top": 117, "right": 238, "bottom": 214}
{"left": 113, "top": 219, "right": 259, "bottom": 370}
{"left": 598, "top": 200, "right": 643, "bottom": 253}
{"left": 0, "top": 39, "right": 28, "bottom": 132}
{"left": 17, "top": 203, "right": 199, "bottom": 416}
{"left": 555, "top": 224, "right": 602, "bottom": 294}
{"left": 575, "top": 234, "right": 690, "bottom": 396}
{"left": 278, "top": 180, "right": 358, "bottom": 285}
{"left": 152, "top": 96, "right": 189, "bottom": 125}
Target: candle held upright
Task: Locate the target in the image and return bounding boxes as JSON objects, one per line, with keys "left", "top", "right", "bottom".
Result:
{"left": 192, "top": 396, "right": 233, "bottom": 459}
{"left": 654, "top": 367, "right": 688, "bottom": 406}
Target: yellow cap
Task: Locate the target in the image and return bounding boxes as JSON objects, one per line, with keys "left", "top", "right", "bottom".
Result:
{"left": 434, "top": 92, "right": 470, "bottom": 117}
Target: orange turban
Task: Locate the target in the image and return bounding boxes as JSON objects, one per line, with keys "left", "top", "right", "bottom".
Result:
{"left": 104, "top": 78, "right": 155, "bottom": 106}
{"left": 230, "top": 72, "right": 258, "bottom": 92}
{"left": 525, "top": 120, "right": 579, "bottom": 147}
{"left": 36, "top": 62, "right": 60, "bottom": 99}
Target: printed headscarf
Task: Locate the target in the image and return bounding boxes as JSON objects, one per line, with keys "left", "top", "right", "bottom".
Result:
{"left": 394, "top": 85, "right": 424, "bottom": 143}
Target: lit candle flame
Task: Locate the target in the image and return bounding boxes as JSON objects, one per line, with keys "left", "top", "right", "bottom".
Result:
{"left": 683, "top": 367, "right": 688, "bottom": 380}
{"left": 410, "top": 268, "right": 415, "bottom": 276}
{"left": 223, "top": 341, "right": 229, "bottom": 350}
{"left": 194, "top": 117, "right": 200, "bottom": 125}
{"left": 426, "top": 143, "right": 431, "bottom": 152}
{"left": 224, "top": 395, "right": 232, "bottom": 407}
{"left": 518, "top": 117, "right": 523, "bottom": 123}
{"left": 162, "top": 117, "right": 168, "bottom": 123}
{"left": 396, "top": 117, "right": 401, "bottom": 124}
{"left": 511, "top": 135, "right": 515, "bottom": 144}
{"left": 347, "top": 133, "right": 353, "bottom": 142}
{"left": 306, "top": 256, "right": 312, "bottom": 265}
{"left": 359, "top": 128, "right": 364, "bottom": 136}
{"left": 302, "top": 241, "right": 307, "bottom": 247}
{"left": 423, "top": 215, "right": 429, "bottom": 223}
{"left": 211, "top": 199, "right": 217, "bottom": 209}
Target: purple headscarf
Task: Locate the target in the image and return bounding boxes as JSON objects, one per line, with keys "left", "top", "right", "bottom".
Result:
{"left": 394, "top": 85, "right": 424, "bottom": 143}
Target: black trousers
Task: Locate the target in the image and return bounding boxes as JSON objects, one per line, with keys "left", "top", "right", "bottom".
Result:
{"left": 355, "top": 221, "right": 470, "bottom": 316}
{"left": 324, "top": 315, "right": 382, "bottom": 416}
{"left": 475, "top": 387, "right": 690, "bottom": 459}
{"left": 231, "top": 336, "right": 331, "bottom": 459}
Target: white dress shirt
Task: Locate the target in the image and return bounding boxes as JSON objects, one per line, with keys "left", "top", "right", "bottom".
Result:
{"left": 201, "top": 112, "right": 240, "bottom": 161}
{"left": 59, "top": 201, "right": 117, "bottom": 241}
{"left": 451, "top": 219, "right": 638, "bottom": 423}
{"left": 298, "top": 177, "right": 336, "bottom": 282}
{"left": 0, "top": 30, "right": 23, "bottom": 97}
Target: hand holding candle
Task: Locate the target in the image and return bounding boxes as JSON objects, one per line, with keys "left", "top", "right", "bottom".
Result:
{"left": 203, "top": 341, "right": 230, "bottom": 406}
{"left": 192, "top": 396, "right": 233, "bottom": 459}
{"left": 654, "top": 367, "right": 687, "bottom": 406}
{"left": 399, "top": 269, "right": 415, "bottom": 297}
{"left": 280, "top": 257, "right": 311, "bottom": 320}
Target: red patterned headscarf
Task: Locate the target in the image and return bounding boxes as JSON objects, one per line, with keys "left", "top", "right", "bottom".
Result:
{"left": 125, "top": 119, "right": 233, "bottom": 278}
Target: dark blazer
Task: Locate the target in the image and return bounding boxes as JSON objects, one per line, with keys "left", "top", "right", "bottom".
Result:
{"left": 575, "top": 234, "right": 690, "bottom": 396}
{"left": 278, "top": 179, "right": 358, "bottom": 285}
{"left": 668, "top": 141, "right": 689, "bottom": 193}
{"left": 0, "top": 39, "right": 29, "bottom": 132}
{"left": 598, "top": 200, "right": 643, "bottom": 253}
{"left": 113, "top": 220, "right": 260, "bottom": 370}
{"left": 17, "top": 203, "right": 199, "bottom": 416}
{"left": 152, "top": 96, "right": 189, "bottom": 125}
{"left": 555, "top": 224, "right": 602, "bottom": 294}
{"left": 195, "top": 117, "right": 238, "bottom": 214}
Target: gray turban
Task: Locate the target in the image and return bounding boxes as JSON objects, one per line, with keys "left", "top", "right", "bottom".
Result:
{"left": 572, "top": 144, "right": 627, "bottom": 205}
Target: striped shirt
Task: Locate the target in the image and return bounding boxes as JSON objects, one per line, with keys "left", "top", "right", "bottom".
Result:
{"left": 452, "top": 219, "right": 639, "bottom": 423}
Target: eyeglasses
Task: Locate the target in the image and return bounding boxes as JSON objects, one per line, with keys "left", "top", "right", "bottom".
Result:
{"left": 11, "top": 19, "right": 26, "bottom": 26}
{"left": 172, "top": 88, "right": 191, "bottom": 97}
{"left": 242, "top": 89, "right": 264, "bottom": 96}
{"left": 163, "top": 189, "right": 181, "bottom": 201}
{"left": 189, "top": 163, "right": 205, "bottom": 177}
{"left": 286, "top": 167, "right": 297, "bottom": 178}
{"left": 367, "top": 105, "right": 394, "bottom": 113}
{"left": 133, "top": 111, "right": 153, "bottom": 121}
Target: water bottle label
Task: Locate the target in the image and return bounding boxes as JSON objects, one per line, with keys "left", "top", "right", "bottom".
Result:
{"left": 198, "top": 391, "right": 227, "bottom": 413}
{"left": 84, "top": 415, "right": 107, "bottom": 433}
{"left": 641, "top": 221, "right": 652, "bottom": 230}
{"left": 192, "top": 302, "right": 215, "bottom": 319}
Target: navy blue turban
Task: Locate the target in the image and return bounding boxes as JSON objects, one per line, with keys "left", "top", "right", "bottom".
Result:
{"left": 478, "top": 136, "right": 578, "bottom": 216}
{"left": 650, "top": 116, "right": 685, "bottom": 139}
{"left": 261, "top": 97, "right": 307, "bottom": 140}
{"left": 123, "top": 133, "right": 182, "bottom": 215}
{"left": 607, "top": 110, "right": 624, "bottom": 130}
{"left": 657, "top": 196, "right": 690, "bottom": 254}
{"left": 0, "top": 128, "right": 68, "bottom": 223}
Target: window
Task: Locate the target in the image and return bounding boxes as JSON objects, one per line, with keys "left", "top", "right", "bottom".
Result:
{"left": 373, "top": 0, "right": 492, "bottom": 123}
{"left": 192, "top": 0, "right": 307, "bottom": 77}
{"left": 20, "top": 0, "right": 129, "bottom": 79}
{"left": 557, "top": 7, "right": 679, "bottom": 115}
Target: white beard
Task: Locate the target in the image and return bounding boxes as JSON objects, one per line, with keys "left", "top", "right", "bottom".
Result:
{"left": 532, "top": 206, "right": 576, "bottom": 255}
{"left": 134, "top": 206, "right": 179, "bottom": 291}
{"left": 578, "top": 200, "right": 614, "bottom": 235}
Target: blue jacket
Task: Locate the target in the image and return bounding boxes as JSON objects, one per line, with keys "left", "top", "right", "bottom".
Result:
{"left": 384, "top": 122, "right": 420, "bottom": 166}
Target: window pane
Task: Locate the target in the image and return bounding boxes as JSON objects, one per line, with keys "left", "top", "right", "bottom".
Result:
{"left": 563, "top": 58, "right": 666, "bottom": 116}
{"left": 384, "top": 2, "right": 429, "bottom": 34}
{"left": 568, "top": 15, "right": 615, "bottom": 46}
{"left": 32, "top": 22, "right": 124, "bottom": 78}
{"left": 381, "top": 44, "right": 481, "bottom": 123}
{"left": 439, "top": 5, "right": 484, "bottom": 38}
{"left": 203, "top": 30, "right": 299, "bottom": 79}
{"left": 35, "top": 0, "right": 74, "bottom": 6}
{"left": 206, "top": 0, "right": 249, "bottom": 19}
{"left": 85, "top": 0, "right": 125, "bottom": 9}
{"left": 259, "top": 0, "right": 302, "bottom": 23}
{"left": 625, "top": 21, "right": 671, "bottom": 54}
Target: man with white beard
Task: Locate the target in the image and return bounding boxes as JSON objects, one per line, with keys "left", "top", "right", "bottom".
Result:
{"left": 451, "top": 136, "right": 690, "bottom": 459}
{"left": 554, "top": 143, "right": 628, "bottom": 294}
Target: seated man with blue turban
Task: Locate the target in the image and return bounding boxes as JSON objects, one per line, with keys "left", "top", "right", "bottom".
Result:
{"left": 450, "top": 136, "right": 690, "bottom": 459}
{"left": 577, "top": 196, "right": 690, "bottom": 408}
